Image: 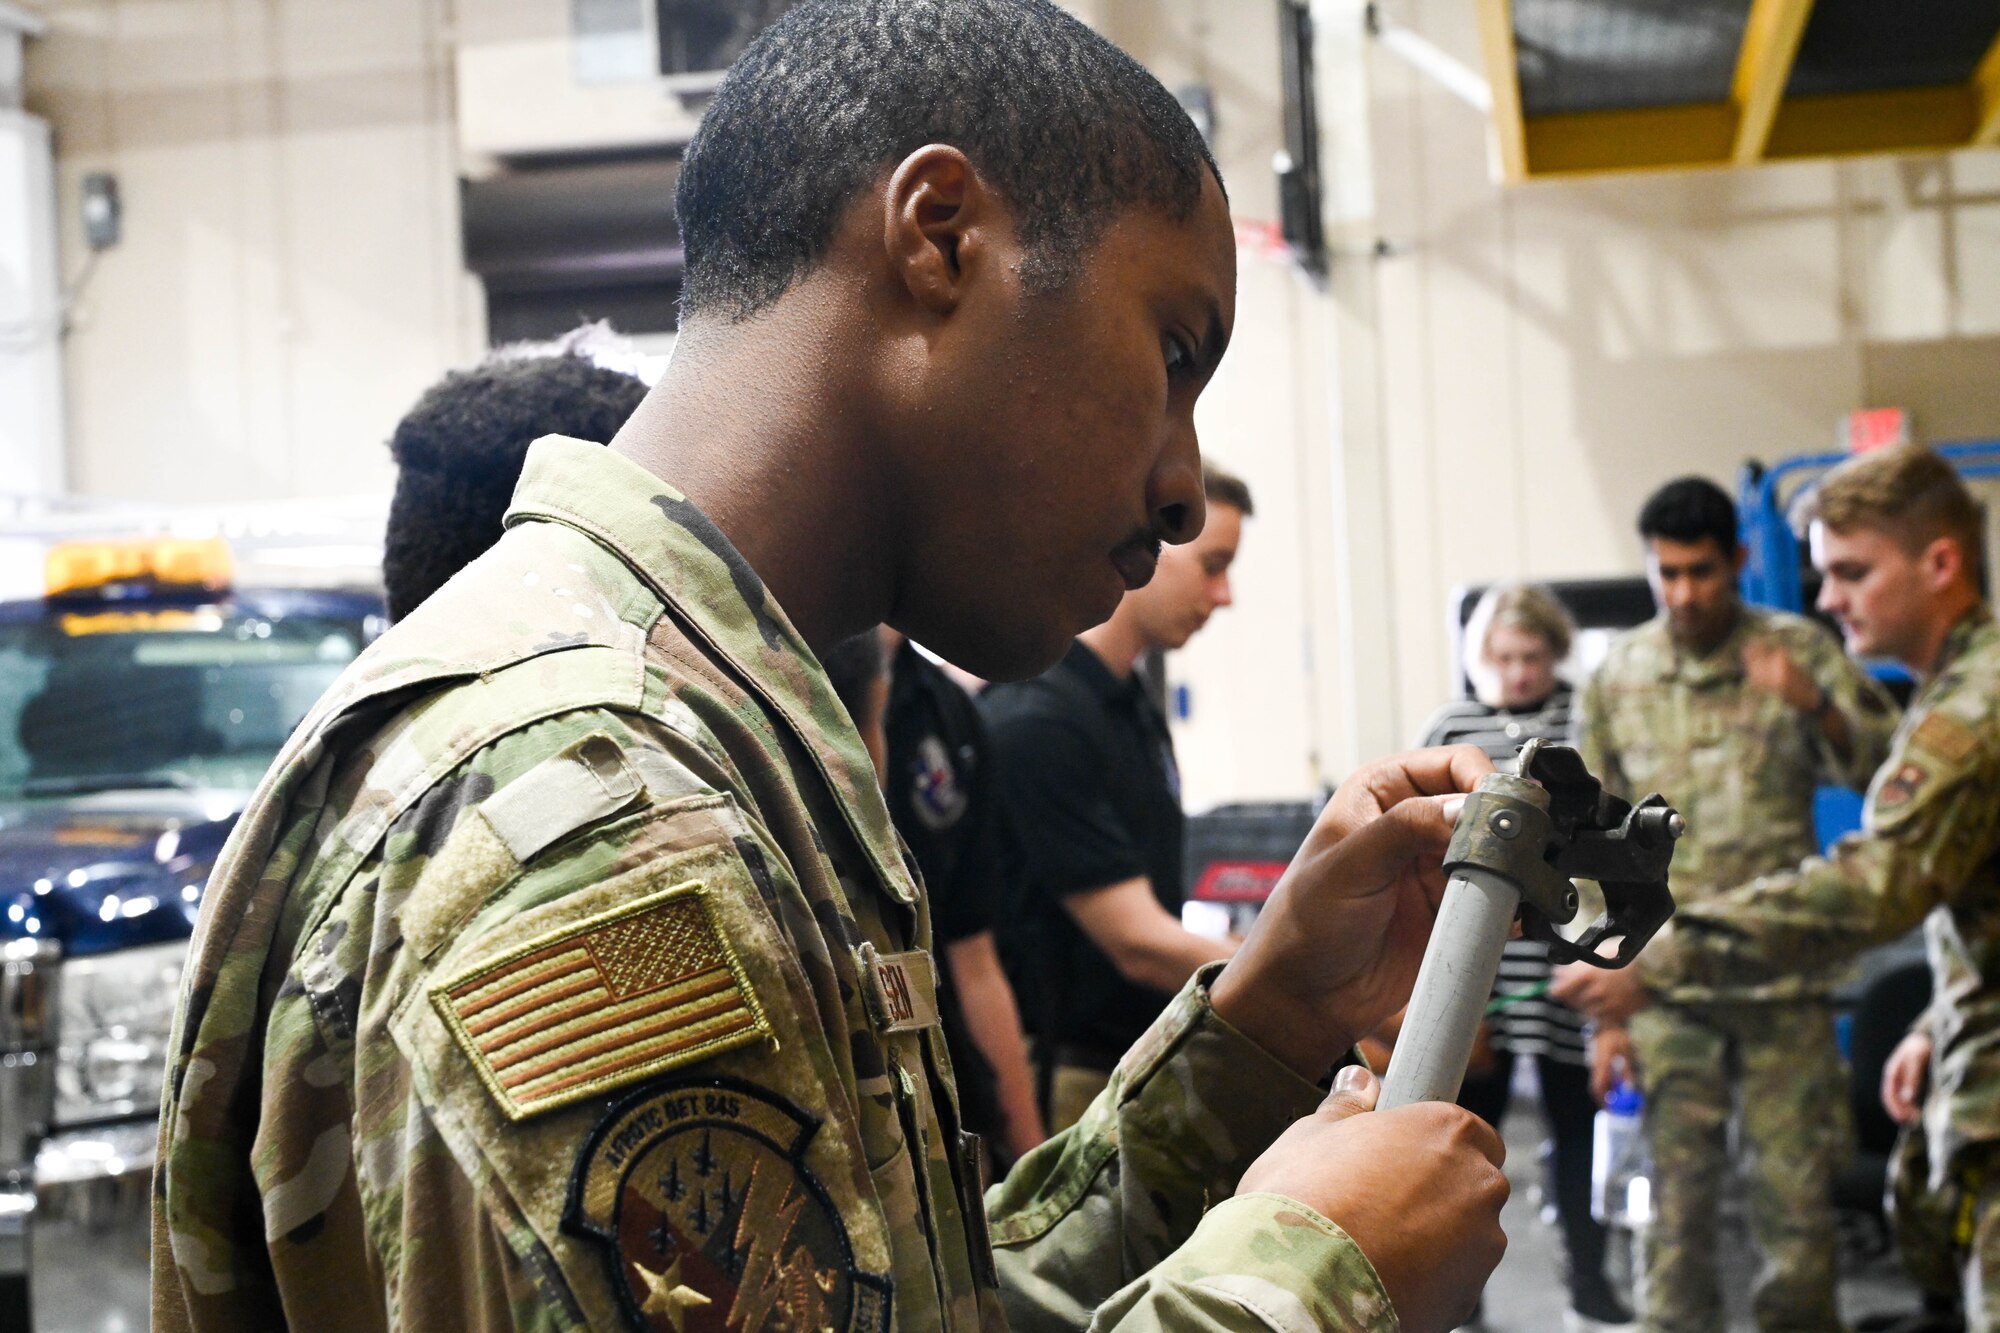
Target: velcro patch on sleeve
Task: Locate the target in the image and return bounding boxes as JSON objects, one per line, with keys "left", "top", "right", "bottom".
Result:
{"left": 1910, "top": 712, "right": 1979, "bottom": 765}
{"left": 399, "top": 809, "right": 519, "bottom": 961}
{"left": 480, "top": 731, "right": 644, "bottom": 864}
{"left": 432, "top": 879, "right": 774, "bottom": 1121}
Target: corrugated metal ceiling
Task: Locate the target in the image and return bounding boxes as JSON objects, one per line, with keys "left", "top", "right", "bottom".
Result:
{"left": 1785, "top": 0, "right": 2000, "bottom": 98}
{"left": 1514, "top": 0, "right": 1751, "bottom": 117}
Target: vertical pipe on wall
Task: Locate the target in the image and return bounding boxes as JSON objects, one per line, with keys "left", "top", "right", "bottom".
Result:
{"left": 0, "top": 5, "right": 65, "bottom": 500}
{"left": 1311, "top": 0, "right": 1401, "bottom": 776}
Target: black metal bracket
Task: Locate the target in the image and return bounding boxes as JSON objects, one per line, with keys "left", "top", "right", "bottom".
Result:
{"left": 1511, "top": 739, "right": 1682, "bottom": 969}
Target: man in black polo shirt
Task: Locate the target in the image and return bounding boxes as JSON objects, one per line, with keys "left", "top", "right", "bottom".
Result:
{"left": 984, "top": 465, "right": 1253, "bottom": 1130}
{"left": 881, "top": 629, "right": 1048, "bottom": 1166}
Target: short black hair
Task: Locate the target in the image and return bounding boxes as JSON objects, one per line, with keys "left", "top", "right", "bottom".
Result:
{"left": 677, "top": 0, "right": 1222, "bottom": 322}
{"left": 1638, "top": 476, "right": 1739, "bottom": 556}
{"left": 383, "top": 353, "right": 648, "bottom": 621}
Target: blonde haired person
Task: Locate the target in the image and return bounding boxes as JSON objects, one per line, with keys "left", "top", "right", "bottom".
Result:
{"left": 1430, "top": 584, "right": 1578, "bottom": 753}
{"left": 1419, "top": 584, "right": 1631, "bottom": 1331}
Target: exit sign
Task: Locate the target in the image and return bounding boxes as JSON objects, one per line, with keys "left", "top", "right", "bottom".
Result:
{"left": 1841, "top": 408, "right": 1911, "bottom": 453}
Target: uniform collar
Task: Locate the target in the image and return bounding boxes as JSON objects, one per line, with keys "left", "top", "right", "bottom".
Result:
{"left": 506, "top": 435, "right": 918, "bottom": 904}
{"left": 1651, "top": 605, "right": 1759, "bottom": 685}
{"left": 889, "top": 639, "right": 958, "bottom": 708}
{"left": 1063, "top": 638, "right": 1145, "bottom": 706}
{"left": 1929, "top": 604, "right": 1997, "bottom": 681}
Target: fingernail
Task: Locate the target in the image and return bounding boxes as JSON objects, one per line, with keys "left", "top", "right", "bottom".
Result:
{"left": 1442, "top": 795, "right": 1467, "bottom": 821}
{"left": 1333, "top": 1064, "right": 1374, "bottom": 1095}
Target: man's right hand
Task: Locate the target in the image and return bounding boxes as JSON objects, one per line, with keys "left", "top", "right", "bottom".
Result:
{"left": 1880, "top": 1030, "right": 1933, "bottom": 1126}
{"left": 1237, "top": 1066, "right": 1508, "bottom": 1333}
{"left": 1211, "top": 746, "right": 1493, "bottom": 1081}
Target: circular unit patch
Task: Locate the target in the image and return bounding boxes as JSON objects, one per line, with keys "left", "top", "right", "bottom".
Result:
{"left": 1877, "top": 761, "right": 1929, "bottom": 811}
{"left": 565, "top": 1078, "right": 891, "bottom": 1333}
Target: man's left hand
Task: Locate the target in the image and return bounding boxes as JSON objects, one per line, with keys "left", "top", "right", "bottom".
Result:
{"left": 1210, "top": 745, "right": 1493, "bottom": 1080}
{"left": 1551, "top": 960, "right": 1649, "bottom": 1027}
{"left": 1880, "top": 1031, "right": 1933, "bottom": 1126}
{"left": 1588, "top": 1025, "right": 1636, "bottom": 1104}
{"left": 1742, "top": 640, "right": 1822, "bottom": 714}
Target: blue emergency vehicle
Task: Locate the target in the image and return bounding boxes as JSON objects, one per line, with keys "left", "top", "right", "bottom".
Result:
{"left": 0, "top": 535, "right": 383, "bottom": 1328}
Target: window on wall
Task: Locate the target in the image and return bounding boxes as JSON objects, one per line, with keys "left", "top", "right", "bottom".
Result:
{"left": 655, "top": 0, "right": 800, "bottom": 76}
{"left": 483, "top": 281, "right": 681, "bottom": 347}
{"left": 462, "top": 154, "right": 683, "bottom": 346}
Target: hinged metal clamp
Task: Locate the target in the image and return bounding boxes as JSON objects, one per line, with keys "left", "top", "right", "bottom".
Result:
{"left": 1379, "top": 739, "right": 1683, "bottom": 1108}
{"left": 1384, "top": 732, "right": 1680, "bottom": 1104}
{"left": 1473, "top": 739, "right": 1682, "bottom": 968}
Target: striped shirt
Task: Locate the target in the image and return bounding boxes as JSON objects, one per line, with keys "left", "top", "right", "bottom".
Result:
{"left": 1417, "top": 686, "right": 1588, "bottom": 1065}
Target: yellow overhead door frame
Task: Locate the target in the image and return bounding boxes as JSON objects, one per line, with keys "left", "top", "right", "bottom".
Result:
{"left": 1477, "top": 0, "right": 2000, "bottom": 180}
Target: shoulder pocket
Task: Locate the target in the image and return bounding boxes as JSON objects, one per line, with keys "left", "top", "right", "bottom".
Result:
{"left": 385, "top": 804, "right": 895, "bottom": 1331}
{"left": 393, "top": 802, "right": 789, "bottom": 1122}
{"left": 397, "top": 731, "right": 650, "bottom": 962}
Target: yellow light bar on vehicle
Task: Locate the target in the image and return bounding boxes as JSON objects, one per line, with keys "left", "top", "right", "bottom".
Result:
{"left": 59, "top": 608, "right": 225, "bottom": 637}
{"left": 45, "top": 537, "right": 235, "bottom": 598}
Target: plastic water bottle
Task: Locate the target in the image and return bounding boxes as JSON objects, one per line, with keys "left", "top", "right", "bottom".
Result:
{"left": 1591, "top": 1078, "right": 1652, "bottom": 1227}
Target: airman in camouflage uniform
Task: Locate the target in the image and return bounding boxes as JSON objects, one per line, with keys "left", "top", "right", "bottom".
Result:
{"left": 1655, "top": 607, "right": 2000, "bottom": 1326}
{"left": 151, "top": 3, "right": 1512, "bottom": 1330}
{"left": 1577, "top": 478, "right": 1897, "bottom": 1333}
{"left": 1664, "top": 608, "right": 2000, "bottom": 1320}
{"left": 1561, "top": 447, "right": 2000, "bottom": 1329}
{"left": 152, "top": 441, "right": 1397, "bottom": 1332}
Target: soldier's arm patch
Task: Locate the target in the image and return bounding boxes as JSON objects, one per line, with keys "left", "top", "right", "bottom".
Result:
{"left": 1910, "top": 711, "right": 1979, "bottom": 765}
{"left": 431, "top": 880, "right": 775, "bottom": 1121}
{"left": 563, "top": 1077, "right": 892, "bottom": 1333}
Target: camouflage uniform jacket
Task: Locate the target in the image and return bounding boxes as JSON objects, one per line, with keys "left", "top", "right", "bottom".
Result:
{"left": 1576, "top": 606, "right": 1897, "bottom": 1003}
{"left": 151, "top": 436, "right": 1398, "bottom": 1333}
{"left": 1657, "top": 607, "right": 2000, "bottom": 1183}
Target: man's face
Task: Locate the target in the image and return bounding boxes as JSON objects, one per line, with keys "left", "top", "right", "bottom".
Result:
{"left": 1130, "top": 501, "right": 1242, "bottom": 651}
{"left": 888, "top": 173, "right": 1238, "bottom": 681}
{"left": 1811, "top": 521, "right": 1932, "bottom": 663}
{"left": 1645, "top": 535, "right": 1741, "bottom": 649}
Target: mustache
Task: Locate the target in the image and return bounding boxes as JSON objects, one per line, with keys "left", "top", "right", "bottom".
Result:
{"left": 1113, "top": 529, "right": 1162, "bottom": 564}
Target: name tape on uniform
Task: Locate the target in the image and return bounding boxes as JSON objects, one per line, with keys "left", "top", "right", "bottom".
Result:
{"left": 857, "top": 945, "right": 940, "bottom": 1035}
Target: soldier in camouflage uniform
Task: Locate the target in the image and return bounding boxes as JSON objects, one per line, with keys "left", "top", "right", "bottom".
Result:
{"left": 1575, "top": 477, "right": 1897, "bottom": 1333}
{"left": 1558, "top": 446, "right": 2000, "bottom": 1328}
{"left": 151, "top": 4, "right": 1513, "bottom": 1331}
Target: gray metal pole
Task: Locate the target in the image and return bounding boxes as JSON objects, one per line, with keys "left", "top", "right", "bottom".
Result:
{"left": 1378, "top": 865, "right": 1522, "bottom": 1110}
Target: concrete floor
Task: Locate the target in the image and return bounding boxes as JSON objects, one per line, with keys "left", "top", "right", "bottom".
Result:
{"left": 1477, "top": 1081, "right": 1930, "bottom": 1332}
{"left": 30, "top": 1175, "right": 151, "bottom": 1333}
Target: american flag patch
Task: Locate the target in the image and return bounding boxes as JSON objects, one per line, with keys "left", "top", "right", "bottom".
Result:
{"left": 432, "top": 880, "right": 773, "bottom": 1121}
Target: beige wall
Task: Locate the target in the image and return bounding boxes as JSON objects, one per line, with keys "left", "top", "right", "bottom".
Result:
{"left": 24, "top": 0, "right": 480, "bottom": 504}
{"left": 1106, "top": 0, "right": 2000, "bottom": 808}
{"left": 1365, "top": 0, "right": 2000, "bottom": 754}
{"left": 23, "top": 0, "right": 2000, "bottom": 805}
{"left": 1080, "top": 0, "right": 1356, "bottom": 810}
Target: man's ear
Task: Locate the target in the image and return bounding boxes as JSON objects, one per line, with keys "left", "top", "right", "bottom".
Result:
{"left": 1921, "top": 534, "right": 1965, "bottom": 592}
{"left": 882, "top": 144, "right": 1002, "bottom": 316}
{"left": 1731, "top": 542, "right": 1750, "bottom": 578}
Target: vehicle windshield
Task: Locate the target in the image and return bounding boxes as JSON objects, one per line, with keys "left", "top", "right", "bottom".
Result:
{"left": 0, "top": 606, "right": 365, "bottom": 800}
